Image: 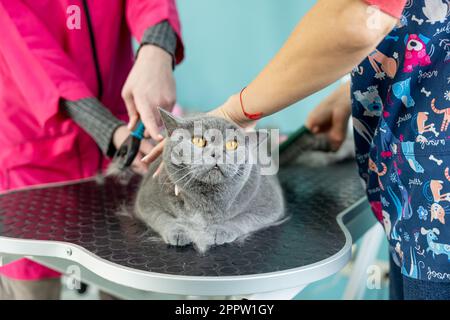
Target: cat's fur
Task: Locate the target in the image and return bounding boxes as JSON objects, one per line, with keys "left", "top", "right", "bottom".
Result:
{"left": 134, "top": 109, "right": 285, "bottom": 253}
{"left": 295, "top": 119, "right": 355, "bottom": 167}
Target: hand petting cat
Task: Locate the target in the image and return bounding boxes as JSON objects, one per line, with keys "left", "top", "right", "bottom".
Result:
{"left": 141, "top": 138, "right": 166, "bottom": 177}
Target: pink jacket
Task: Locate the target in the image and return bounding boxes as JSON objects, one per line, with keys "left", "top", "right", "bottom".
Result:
{"left": 0, "top": 0, "right": 183, "bottom": 280}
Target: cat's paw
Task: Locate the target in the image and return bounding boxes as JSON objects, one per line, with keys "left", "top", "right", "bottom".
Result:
{"left": 164, "top": 226, "right": 192, "bottom": 246}
{"left": 210, "top": 226, "right": 239, "bottom": 246}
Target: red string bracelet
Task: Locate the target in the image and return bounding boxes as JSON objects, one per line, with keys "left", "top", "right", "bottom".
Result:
{"left": 240, "top": 87, "right": 263, "bottom": 120}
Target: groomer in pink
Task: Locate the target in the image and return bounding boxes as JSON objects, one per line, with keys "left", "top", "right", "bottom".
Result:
{"left": 0, "top": 0, "right": 184, "bottom": 299}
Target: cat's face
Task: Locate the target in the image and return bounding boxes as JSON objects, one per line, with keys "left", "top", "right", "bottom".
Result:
{"left": 160, "top": 109, "right": 255, "bottom": 186}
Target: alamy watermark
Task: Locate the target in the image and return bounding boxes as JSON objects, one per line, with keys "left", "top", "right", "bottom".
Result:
{"left": 66, "top": 5, "right": 81, "bottom": 30}
{"left": 64, "top": 265, "right": 82, "bottom": 290}
{"left": 366, "top": 264, "right": 382, "bottom": 290}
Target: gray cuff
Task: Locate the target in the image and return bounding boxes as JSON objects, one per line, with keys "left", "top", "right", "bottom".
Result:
{"left": 139, "top": 20, "right": 177, "bottom": 67}
{"left": 63, "top": 98, "right": 125, "bottom": 157}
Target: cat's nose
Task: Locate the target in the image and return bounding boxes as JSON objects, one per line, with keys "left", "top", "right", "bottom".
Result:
{"left": 208, "top": 148, "right": 222, "bottom": 161}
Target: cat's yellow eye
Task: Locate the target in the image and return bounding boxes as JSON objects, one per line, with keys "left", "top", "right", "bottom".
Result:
{"left": 225, "top": 140, "right": 238, "bottom": 151}
{"left": 192, "top": 136, "right": 207, "bottom": 148}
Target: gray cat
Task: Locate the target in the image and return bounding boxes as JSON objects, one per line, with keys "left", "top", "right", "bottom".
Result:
{"left": 134, "top": 109, "right": 285, "bottom": 253}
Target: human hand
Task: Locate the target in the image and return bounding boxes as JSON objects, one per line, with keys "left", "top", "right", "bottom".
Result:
{"left": 140, "top": 137, "right": 165, "bottom": 178}
{"left": 305, "top": 82, "right": 351, "bottom": 151}
{"left": 121, "top": 45, "right": 175, "bottom": 141}
{"left": 209, "top": 94, "right": 257, "bottom": 131}
{"left": 112, "top": 125, "right": 155, "bottom": 175}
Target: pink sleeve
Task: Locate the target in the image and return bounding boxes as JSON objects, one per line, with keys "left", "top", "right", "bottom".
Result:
{"left": 125, "top": 0, "right": 184, "bottom": 64}
{"left": 363, "top": 0, "right": 407, "bottom": 19}
{"left": 0, "top": 1, "right": 94, "bottom": 127}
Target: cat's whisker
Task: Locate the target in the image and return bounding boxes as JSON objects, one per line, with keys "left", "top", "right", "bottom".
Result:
{"left": 160, "top": 166, "right": 191, "bottom": 186}
{"left": 158, "top": 171, "right": 193, "bottom": 196}
{"left": 181, "top": 175, "right": 196, "bottom": 190}
{"left": 165, "top": 165, "right": 189, "bottom": 177}
{"left": 184, "top": 169, "right": 199, "bottom": 184}
{"left": 160, "top": 173, "right": 184, "bottom": 186}
{"left": 169, "top": 169, "right": 195, "bottom": 187}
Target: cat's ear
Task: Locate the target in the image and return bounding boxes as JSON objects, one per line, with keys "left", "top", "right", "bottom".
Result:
{"left": 159, "top": 108, "right": 182, "bottom": 135}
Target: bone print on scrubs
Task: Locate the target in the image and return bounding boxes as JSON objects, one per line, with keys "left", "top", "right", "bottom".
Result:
{"left": 352, "top": 0, "right": 450, "bottom": 281}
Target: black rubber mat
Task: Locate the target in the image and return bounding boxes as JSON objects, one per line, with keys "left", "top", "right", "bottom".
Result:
{"left": 0, "top": 161, "right": 365, "bottom": 277}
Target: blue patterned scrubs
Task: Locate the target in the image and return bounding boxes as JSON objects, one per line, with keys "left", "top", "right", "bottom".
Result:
{"left": 351, "top": 0, "right": 450, "bottom": 282}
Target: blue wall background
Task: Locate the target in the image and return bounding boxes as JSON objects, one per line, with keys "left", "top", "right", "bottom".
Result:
{"left": 174, "top": 0, "right": 339, "bottom": 134}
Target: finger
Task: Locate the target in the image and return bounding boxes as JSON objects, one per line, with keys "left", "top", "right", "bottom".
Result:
{"left": 153, "top": 105, "right": 164, "bottom": 128}
{"left": 328, "top": 130, "right": 345, "bottom": 151}
{"left": 131, "top": 161, "right": 148, "bottom": 175}
{"left": 305, "top": 124, "right": 317, "bottom": 133}
{"left": 329, "top": 114, "right": 349, "bottom": 151}
{"left": 307, "top": 121, "right": 329, "bottom": 135}
{"left": 152, "top": 163, "right": 164, "bottom": 179}
{"left": 305, "top": 115, "right": 324, "bottom": 134}
{"left": 122, "top": 91, "right": 139, "bottom": 130}
{"left": 331, "top": 111, "right": 350, "bottom": 139}
{"left": 304, "top": 118, "right": 314, "bottom": 131}
{"left": 139, "top": 139, "right": 154, "bottom": 155}
{"left": 141, "top": 139, "right": 166, "bottom": 164}
{"left": 134, "top": 96, "right": 164, "bottom": 141}
{"left": 334, "top": 109, "right": 350, "bottom": 133}
{"left": 133, "top": 151, "right": 151, "bottom": 175}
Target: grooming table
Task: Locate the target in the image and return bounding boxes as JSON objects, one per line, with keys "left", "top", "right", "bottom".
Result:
{"left": 0, "top": 161, "right": 375, "bottom": 299}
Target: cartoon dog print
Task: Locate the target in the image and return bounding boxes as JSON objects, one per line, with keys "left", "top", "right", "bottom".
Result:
{"left": 392, "top": 78, "right": 415, "bottom": 108}
{"left": 353, "top": 86, "right": 383, "bottom": 117}
{"left": 421, "top": 227, "right": 450, "bottom": 260}
{"left": 367, "top": 49, "right": 399, "bottom": 79}
{"left": 403, "top": 34, "right": 432, "bottom": 73}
